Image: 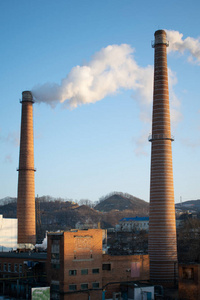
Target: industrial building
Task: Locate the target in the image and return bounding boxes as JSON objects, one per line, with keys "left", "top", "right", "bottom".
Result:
{"left": 47, "top": 229, "right": 150, "bottom": 300}
{"left": 1, "top": 28, "right": 199, "bottom": 299}
{"left": 0, "top": 251, "right": 47, "bottom": 299}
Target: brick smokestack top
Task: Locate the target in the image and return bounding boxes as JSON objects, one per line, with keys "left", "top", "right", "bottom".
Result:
{"left": 148, "top": 30, "right": 177, "bottom": 284}
{"left": 17, "top": 91, "right": 36, "bottom": 245}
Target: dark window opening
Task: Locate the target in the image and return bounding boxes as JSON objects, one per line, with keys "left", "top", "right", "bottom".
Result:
{"left": 69, "top": 270, "right": 77, "bottom": 276}
{"left": 102, "top": 263, "right": 111, "bottom": 271}
{"left": 69, "top": 284, "right": 77, "bottom": 291}
{"left": 92, "top": 282, "right": 99, "bottom": 288}
{"left": 81, "top": 283, "right": 88, "bottom": 290}
{"left": 51, "top": 263, "right": 60, "bottom": 269}
{"left": 92, "top": 268, "right": 99, "bottom": 274}
{"left": 81, "top": 269, "right": 88, "bottom": 275}
{"left": 182, "top": 267, "right": 194, "bottom": 280}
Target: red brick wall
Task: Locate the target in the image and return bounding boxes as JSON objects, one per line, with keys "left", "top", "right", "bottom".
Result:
{"left": 48, "top": 230, "right": 103, "bottom": 300}
{"left": 63, "top": 230, "right": 102, "bottom": 292}
{"left": 47, "top": 231, "right": 149, "bottom": 300}
{"left": 102, "top": 254, "right": 149, "bottom": 298}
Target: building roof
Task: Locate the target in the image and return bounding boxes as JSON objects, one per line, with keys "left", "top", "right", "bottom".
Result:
{"left": 0, "top": 251, "right": 47, "bottom": 260}
{"left": 119, "top": 217, "right": 149, "bottom": 222}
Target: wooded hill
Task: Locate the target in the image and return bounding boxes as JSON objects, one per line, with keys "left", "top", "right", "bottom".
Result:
{"left": 1, "top": 193, "right": 199, "bottom": 237}
{"left": 0, "top": 193, "right": 149, "bottom": 232}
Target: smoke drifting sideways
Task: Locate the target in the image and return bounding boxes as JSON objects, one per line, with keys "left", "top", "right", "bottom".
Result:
{"left": 31, "top": 43, "right": 177, "bottom": 125}
{"left": 166, "top": 30, "right": 200, "bottom": 65}
{"left": 32, "top": 44, "right": 154, "bottom": 111}
{"left": 31, "top": 30, "right": 200, "bottom": 123}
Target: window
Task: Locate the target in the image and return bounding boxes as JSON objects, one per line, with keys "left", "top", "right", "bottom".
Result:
{"left": 69, "top": 284, "right": 77, "bottom": 291}
{"left": 51, "top": 263, "right": 60, "bottom": 269}
{"left": 51, "top": 281, "right": 59, "bottom": 300}
{"left": 51, "top": 239, "right": 60, "bottom": 266}
{"left": 182, "top": 267, "right": 194, "bottom": 280}
{"left": 51, "top": 292, "right": 60, "bottom": 300}
{"left": 81, "top": 269, "right": 88, "bottom": 275}
{"left": 69, "top": 270, "right": 77, "bottom": 276}
{"left": 51, "top": 283, "right": 59, "bottom": 291}
{"left": 81, "top": 283, "right": 88, "bottom": 290}
{"left": 51, "top": 253, "right": 59, "bottom": 260}
{"left": 51, "top": 240, "right": 60, "bottom": 254}
{"left": 92, "top": 268, "right": 99, "bottom": 274}
{"left": 8, "top": 264, "right": 11, "bottom": 272}
{"left": 51, "top": 280, "right": 59, "bottom": 289}
{"left": 14, "top": 264, "right": 18, "bottom": 273}
{"left": 19, "top": 264, "right": 22, "bottom": 273}
{"left": 3, "top": 263, "right": 7, "bottom": 272}
{"left": 92, "top": 282, "right": 99, "bottom": 289}
{"left": 102, "top": 263, "right": 111, "bottom": 271}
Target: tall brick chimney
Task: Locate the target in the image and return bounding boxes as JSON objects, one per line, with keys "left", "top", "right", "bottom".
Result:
{"left": 148, "top": 30, "right": 177, "bottom": 283}
{"left": 17, "top": 91, "right": 36, "bottom": 245}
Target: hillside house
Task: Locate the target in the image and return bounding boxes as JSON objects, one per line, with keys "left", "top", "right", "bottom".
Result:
{"left": 118, "top": 217, "right": 149, "bottom": 232}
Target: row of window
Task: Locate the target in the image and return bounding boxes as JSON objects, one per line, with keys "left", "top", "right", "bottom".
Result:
{"left": 69, "top": 268, "right": 99, "bottom": 276}
{"left": 0, "top": 263, "right": 23, "bottom": 273}
{"left": 122, "top": 222, "right": 149, "bottom": 227}
{"left": 69, "top": 282, "right": 99, "bottom": 291}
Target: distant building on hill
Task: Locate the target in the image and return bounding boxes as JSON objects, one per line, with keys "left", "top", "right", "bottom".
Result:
{"left": 118, "top": 217, "right": 149, "bottom": 232}
{"left": 75, "top": 221, "right": 98, "bottom": 230}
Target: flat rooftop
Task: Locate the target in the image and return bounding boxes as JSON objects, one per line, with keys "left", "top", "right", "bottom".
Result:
{"left": 0, "top": 252, "right": 47, "bottom": 260}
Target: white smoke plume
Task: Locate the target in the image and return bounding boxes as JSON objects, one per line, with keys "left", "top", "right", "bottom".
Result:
{"left": 32, "top": 30, "right": 200, "bottom": 111}
{"left": 168, "top": 68, "right": 182, "bottom": 126}
{"left": 31, "top": 31, "right": 200, "bottom": 155}
{"left": 166, "top": 30, "right": 200, "bottom": 65}
{"left": 32, "top": 44, "right": 153, "bottom": 109}
{"left": 32, "top": 44, "right": 179, "bottom": 124}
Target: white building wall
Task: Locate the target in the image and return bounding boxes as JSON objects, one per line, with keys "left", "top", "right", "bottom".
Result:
{"left": 120, "top": 220, "right": 149, "bottom": 232}
{"left": 0, "top": 215, "right": 18, "bottom": 248}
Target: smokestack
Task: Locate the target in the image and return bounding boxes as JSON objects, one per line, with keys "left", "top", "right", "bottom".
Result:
{"left": 148, "top": 30, "right": 177, "bottom": 284}
{"left": 17, "top": 91, "right": 36, "bottom": 245}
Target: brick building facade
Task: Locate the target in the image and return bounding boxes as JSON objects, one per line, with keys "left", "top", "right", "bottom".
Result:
{"left": 47, "top": 229, "right": 150, "bottom": 300}
{"left": 47, "top": 229, "right": 103, "bottom": 300}
{"left": 102, "top": 254, "right": 149, "bottom": 298}
{"left": 0, "top": 229, "right": 151, "bottom": 299}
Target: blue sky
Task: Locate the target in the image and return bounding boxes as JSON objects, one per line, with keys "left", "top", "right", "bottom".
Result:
{"left": 1, "top": 0, "right": 200, "bottom": 203}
